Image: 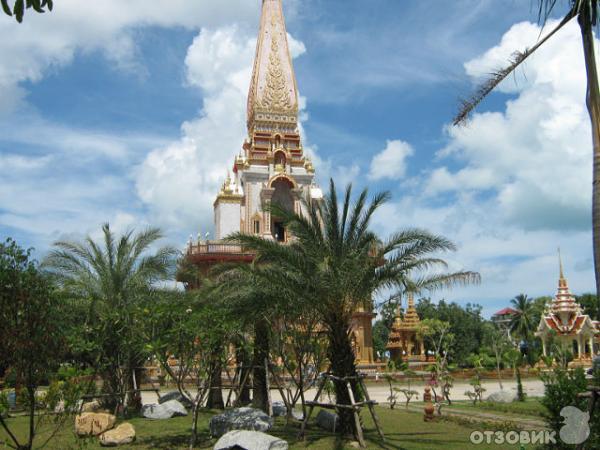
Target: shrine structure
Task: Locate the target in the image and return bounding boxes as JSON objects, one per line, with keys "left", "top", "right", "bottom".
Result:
{"left": 181, "top": 0, "right": 375, "bottom": 365}
{"left": 386, "top": 293, "right": 426, "bottom": 363}
{"left": 535, "top": 256, "right": 599, "bottom": 364}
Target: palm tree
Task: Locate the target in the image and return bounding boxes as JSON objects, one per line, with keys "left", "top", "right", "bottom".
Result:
{"left": 510, "top": 294, "right": 537, "bottom": 343}
{"left": 455, "top": 1, "right": 600, "bottom": 318}
{"left": 43, "top": 223, "right": 176, "bottom": 411}
{"left": 228, "top": 180, "right": 480, "bottom": 437}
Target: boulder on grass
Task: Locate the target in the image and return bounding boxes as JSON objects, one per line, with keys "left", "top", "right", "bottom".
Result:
{"left": 75, "top": 412, "right": 116, "bottom": 436}
{"left": 486, "top": 390, "right": 516, "bottom": 403}
{"left": 99, "top": 422, "right": 136, "bottom": 447}
{"left": 158, "top": 391, "right": 192, "bottom": 408}
{"left": 209, "top": 407, "right": 273, "bottom": 438}
{"left": 272, "top": 401, "right": 287, "bottom": 417}
{"left": 214, "top": 430, "right": 288, "bottom": 450}
{"left": 271, "top": 401, "right": 303, "bottom": 421}
{"left": 142, "top": 399, "right": 188, "bottom": 419}
{"left": 315, "top": 410, "right": 338, "bottom": 432}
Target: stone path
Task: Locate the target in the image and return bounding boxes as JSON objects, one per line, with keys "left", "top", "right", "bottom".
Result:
{"left": 141, "top": 378, "right": 546, "bottom": 406}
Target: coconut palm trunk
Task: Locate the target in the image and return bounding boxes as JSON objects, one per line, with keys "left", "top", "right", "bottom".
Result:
{"left": 578, "top": 3, "right": 600, "bottom": 317}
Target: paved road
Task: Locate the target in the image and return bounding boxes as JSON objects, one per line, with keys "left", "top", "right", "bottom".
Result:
{"left": 141, "top": 378, "right": 545, "bottom": 405}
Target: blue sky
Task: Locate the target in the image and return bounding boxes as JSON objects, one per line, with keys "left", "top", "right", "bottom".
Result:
{"left": 0, "top": 0, "right": 592, "bottom": 317}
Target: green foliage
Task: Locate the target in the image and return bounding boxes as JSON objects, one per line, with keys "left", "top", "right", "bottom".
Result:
{"left": 0, "top": 238, "right": 64, "bottom": 385}
{"left": 416, "top": 299, "right": 485, "bottom": 367}
{"left": 577, "top": 293, "right": 599, "bottom": 319}
{"left": 43, "top": 223, "right": 177, "bottom": 411}
{"left": 1, "top": 0, "right": 53, "bottom": 22}
{"left": 372, "top": 320, "right": 390, "bottom": 359}
{"left": 510, "top": 294, "right": 536, "bottom": 342}
{"left": 227, "top": 180, "right": 479, "bottom": 436}
{"left": 541, "top": 367, "right": 590, "bottom": 449}
{"left": 54, "top": 365, "right": 94, "bottom": 382}
{"left": 0, "top": 238, "right": 77, "bottom": 450}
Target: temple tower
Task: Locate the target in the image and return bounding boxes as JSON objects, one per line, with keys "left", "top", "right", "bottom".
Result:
{"left": 185, "top": 0, "right": 375, "bottom": 365}
{"left": 214, "top": 0, "right": 318, "bottom": 242}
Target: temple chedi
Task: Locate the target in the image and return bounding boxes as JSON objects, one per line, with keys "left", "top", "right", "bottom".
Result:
{"left": 386, "top": 293, "right": 426, "bottom": 363}
{"left": 535, "top": 256, "right": 599, "bottom": 364}
{"left": 183, "top": 0, "right": 375, "bottom": 365}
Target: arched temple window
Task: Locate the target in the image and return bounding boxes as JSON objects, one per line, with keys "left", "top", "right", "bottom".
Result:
{"left": 271, "top": 178, "right": 294, "bottom": 242}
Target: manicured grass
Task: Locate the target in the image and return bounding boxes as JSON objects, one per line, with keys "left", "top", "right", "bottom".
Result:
{"left": 1, "top": 407, "right": 533, "bottom": 449}
{"left": 445, "top": 398, "right": 546, "bottom": 418}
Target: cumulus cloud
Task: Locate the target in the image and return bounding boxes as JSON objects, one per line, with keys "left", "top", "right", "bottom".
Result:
{"left": 0, "top": 0, "right": 258, "bottom": 114}
{"left": 369, "top": 20, "right": 596, "bottom": 307}
{"left": 433, "top": 19, "right": 592, "bottom": 231}
{"left": 368, "top": 140, "right": 414, "bottom": 181}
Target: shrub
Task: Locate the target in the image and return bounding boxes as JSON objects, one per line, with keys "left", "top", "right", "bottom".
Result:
{"left": 541, "top": 367, "right": 597, "bottom": 449}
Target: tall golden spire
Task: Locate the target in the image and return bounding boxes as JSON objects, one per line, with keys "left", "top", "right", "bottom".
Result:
{"left": 247, "top": 0, "right": 299, "bottom": 132}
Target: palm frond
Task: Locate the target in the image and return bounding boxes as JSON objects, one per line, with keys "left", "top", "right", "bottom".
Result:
{"left": 453, "top": 7, "right": 576, "bottom": 125}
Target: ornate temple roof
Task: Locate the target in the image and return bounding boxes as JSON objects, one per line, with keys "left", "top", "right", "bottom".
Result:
{"left": 386, "top": 293, "right": 422, "bottom": 350}
{"left": 247, "top": 0, "right": 299, "bottom": 131}
{"left": 399, "top": 293, "right": 421, "bottom": 330}
{"left": 535, "top": 255, "right": 598, "bottom": 337}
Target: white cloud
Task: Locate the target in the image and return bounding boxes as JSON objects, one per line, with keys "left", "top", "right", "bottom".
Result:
{"left": 368, "top": 140, "right": 414, "bottom": 181}
{"left": 369, "top": 19, "right": 597, "bottom": 308}
{"left": 433, "top": 19, "right": 591, "bottom": 231}
{"left": 0, "top": 0, "right": 258, "bottom": 114}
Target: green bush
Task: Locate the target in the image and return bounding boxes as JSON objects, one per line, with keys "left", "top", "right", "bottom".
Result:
{"left": 541, "top": 367, "right": 598, "bottom": 449}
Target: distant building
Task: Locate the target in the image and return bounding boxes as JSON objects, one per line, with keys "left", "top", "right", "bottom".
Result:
{"left": 491, "top": 307, "right": 517, "bottom": 329}
{"left": 535, "top": 258, "right": 600, "bottom": 363}
{"left": 386, "top": 293, "right": 426, "bottom": 362}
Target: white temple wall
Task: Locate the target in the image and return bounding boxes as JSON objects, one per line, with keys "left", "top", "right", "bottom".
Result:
{"left": 215, "top": 202, "right": 241, "bottom": 240}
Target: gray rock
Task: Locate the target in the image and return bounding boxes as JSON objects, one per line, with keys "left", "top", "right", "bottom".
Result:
{"left": 486, "top": 390, "right": 516, "bottom": 403}
{"left": 213, "top": 430, "right": 288, "bottom": 450}
{"left": 158, "top": 391, "right": 192, "bottom": 408}
{"left": 271, "top": 401, "right": 303, "bottom": 420}
{"left": 315, "top": 410, "right": 338, "bottom": 432}
{"left": 272, "top": 401, "right": 287, "bottom": 417}
{"left": 209, "top": 407, "right": 274, "bottom": 438}
{"left": 142, "top": 400, "right": 188, "bottom": 419}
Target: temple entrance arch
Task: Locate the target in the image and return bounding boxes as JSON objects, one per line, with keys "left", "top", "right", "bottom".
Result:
{"left": 270, "top": 177, "right": 294, "bottom": 242}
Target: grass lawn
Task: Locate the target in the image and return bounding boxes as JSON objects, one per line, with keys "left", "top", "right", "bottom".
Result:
{"left": 0, "top": 406, "right": 537, "bottom": 450}
{"left": 444, "top": 398, "right": 546, "bottom": 419}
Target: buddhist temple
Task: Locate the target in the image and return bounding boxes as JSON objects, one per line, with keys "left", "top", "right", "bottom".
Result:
{"left": 181, "top": 0, "right": 375, "bottom": 365}
{"left": 386, "top": 293, "right": 425, "bottom": 362}
{"left": 535, "top": 255, "right": 599, "bottom": 363}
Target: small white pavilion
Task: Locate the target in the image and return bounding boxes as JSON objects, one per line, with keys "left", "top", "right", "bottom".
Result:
{"left": 535, "top": 257, "right": 599, "bottom": 363}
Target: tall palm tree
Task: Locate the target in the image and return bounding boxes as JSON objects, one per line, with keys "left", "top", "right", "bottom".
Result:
{"left": 43, "top": 223, "right": 176, "bottom": 411}
{"left": 455, "top": 1, "right": 600, "bottom": 318}
{"left": 510, "top": 293, "right": 537, "bottom": 342}
{"left": 228, "top": 180, "right": 480, "bottom": 437}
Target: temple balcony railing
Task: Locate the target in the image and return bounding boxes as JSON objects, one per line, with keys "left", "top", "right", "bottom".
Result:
{"left": 186, "top": 241, "right": 253, "bottom": 257}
